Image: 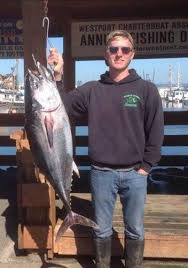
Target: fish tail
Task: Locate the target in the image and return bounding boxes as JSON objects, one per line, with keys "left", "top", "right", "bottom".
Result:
{"left": 55, "top": 211, "right": 99, "bottom": 242}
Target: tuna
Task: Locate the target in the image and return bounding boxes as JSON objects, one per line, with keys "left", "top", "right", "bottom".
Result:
{"left": 25, "top": 60, "right": 98, "bottom": 242}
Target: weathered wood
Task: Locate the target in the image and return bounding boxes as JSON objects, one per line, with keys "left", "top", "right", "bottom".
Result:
{"left": 12, "top": 130, "right": 56, "bottom": 253}
{"left": 75, "top": 111, "right": 188, "bottom": 126}
{"left": 54, "top": 194, "right": 188, "bottom": 258}
{"left": 22, "top": 0, "right": 46, "bottom": 70}
{"left": 163, "top": 135, "right": 188, "bottom": 146}
{"left": 18, "top": 224, "right": 24, "bottom": 249}
{"left": 1, "top": 0, "right": 188, "bottom": 37}
{"left": 26, "top": 208, "right": 49, "bottom": 225}
{"left": 0, "top": 136, "right": 16, "bottom": 146}
{"left": 2, "top": 149, "right": 186, "bottom": 168}
{"left": 0, "top": 113, "right": 24, "bottom": 126}
{"left": 75, "top": 135, "right": 188, "bottom": 147}
{"left": 0, "top": 111, "right": 187, "bottom": 127}
{"left": 22, "top": 226, "right": 53, "bottom": 249}
{"left": 18, "top": 183, "right": 50, "bottom": 208}
{"left": 0, "top": 155, "right": 17, "bottom": 166}
{"left": 74, "top": 155, "right": 188, "bottom": 167}
{"left": 63, "top": 18, "right": 76, "bottom": 90}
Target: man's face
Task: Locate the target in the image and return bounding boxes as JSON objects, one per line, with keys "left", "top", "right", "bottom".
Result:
{"left": 105, "top": 37, "right": 135, "bottom": 72}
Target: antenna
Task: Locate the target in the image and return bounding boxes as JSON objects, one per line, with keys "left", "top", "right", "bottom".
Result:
{"left": 168, "top": 65, "right": 173, "bottom": 92}
{"left": 152, "top": 69, "right": 155, "bottom": 82}
{"left": 142, "top": 70, "right": 145, "bottom": 80}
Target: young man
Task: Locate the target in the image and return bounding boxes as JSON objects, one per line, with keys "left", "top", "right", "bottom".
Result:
{"left": 48, "top": 30, "right": 164, "bottom": 268}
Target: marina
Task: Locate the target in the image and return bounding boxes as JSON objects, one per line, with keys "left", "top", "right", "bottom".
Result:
{"left": 0, "top": 60, "right": 24, "bottom": 114}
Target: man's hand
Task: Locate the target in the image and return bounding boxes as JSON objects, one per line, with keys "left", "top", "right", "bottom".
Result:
{"left": 48, "top": 48, "right": 64, "bottom": 81}
{"left": 137, "top": 168, "right": 148, "bottom": 176}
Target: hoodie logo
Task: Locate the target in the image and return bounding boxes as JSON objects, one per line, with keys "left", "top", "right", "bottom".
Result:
{"left": 123, "top": 94, "right": 140, "bottom": 107}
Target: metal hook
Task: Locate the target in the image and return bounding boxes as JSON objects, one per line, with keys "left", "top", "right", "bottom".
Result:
{"left": 42, "top": 16, "right": 49, "bottom": 46}
{"left": 42, "top": 16, "right": 53, "bottom": 50}
{"left": 42, "top": 15, "right": 54, "bottom": 70}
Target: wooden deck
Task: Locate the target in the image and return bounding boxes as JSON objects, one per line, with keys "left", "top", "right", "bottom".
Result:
{"left": 54, "top": 193, "right": 188, "bottom": 258}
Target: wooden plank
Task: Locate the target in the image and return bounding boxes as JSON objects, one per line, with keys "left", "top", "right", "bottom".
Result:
{"left": 18, "top": 224, "right": 24, "bottom": 249}
{"left": 75, "top": 136, "right": 88, "bottom": 146}
{"left": 22, "top": 0, "right": 46, "bottom": 70}
{"left": 0, "top": 136, "right": 16, "bottom": 146}
{"left": 144, "top": 233, "right": 188, "bottom": 258}
{"left": 76, "top": 135, "right": 188, "bottom": 147}
{"left": 163, "top": 135, "right": 188, "bottom": 146}
{"left": 0, "top": 152, "right": 187, "bottom": 167}
{"left": 0, "top": 155, "right": 16, "bottom": 165}
{"left": 150, "top": 155, "right": 188, "bottom": 166}
{"left": 25, "top": 208, "right": 49, "bottom": 225}
{"left": 54, "top": 234, "right": 188, "bottom": 258}
{"left": 63, "top": 19, "right": 76, "bottom": 90}
{"left": 54, "top": 193, "right": 188, "bottom": 258}
{"left": 0, "top": 111, "right": 187, "bottom": 128}
{"left": 75, "top": 111, "right": 188, "bottom": 126}
{"left": 0, "top": 113, "right": 24, "bottom": 126}
{"left": 22, "top": 225, "right": 52, "bottom": 249}
{"left": 18, "top": 183, "right": 50, "bottom": 208}
{"left": 74, "top": 155, "right": 188, "bottom": 167}
{"left": 164, "top": 111, "right": 188, "bottom": 125}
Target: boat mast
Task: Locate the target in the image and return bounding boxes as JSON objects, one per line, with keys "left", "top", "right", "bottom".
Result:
{"left": 177, "top": 63, "right": 181, "bottom": 89}
{"left": 168, "top": 65, "right": 173, "bottom": 93}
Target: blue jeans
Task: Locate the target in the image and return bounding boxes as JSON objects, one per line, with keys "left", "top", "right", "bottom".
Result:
{"left": 90, "top": 167, "right": 147, "bottom": 240}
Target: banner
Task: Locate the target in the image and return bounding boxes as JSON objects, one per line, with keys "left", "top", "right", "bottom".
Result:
{"left": 71, "top": 19, "right": 188, "bottom": 58}
{"left": 0, "top": 19, "right": 23, "bottom": 58}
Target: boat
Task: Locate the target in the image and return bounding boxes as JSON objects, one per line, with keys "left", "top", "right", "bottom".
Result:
{"left": 161, "top": 64, "right": 187, "bottom": 103}
{"left": 0, "top": 60, "right": 24, "bottom": 113}
{"left": 166, "top": 88, "right": 186, "bottom": 103}
{"left": 0, "top": 89, "right": 24, "bottom": 113}
{"left": 182, "top": 91, "right": 188, "bottom": 106}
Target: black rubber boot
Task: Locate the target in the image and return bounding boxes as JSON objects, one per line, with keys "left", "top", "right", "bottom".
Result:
{"left": 94, "top": 237, "right": 111, "bottom": 268}
{"left": 124, "top": 238, "right": 144, "bottom": 268}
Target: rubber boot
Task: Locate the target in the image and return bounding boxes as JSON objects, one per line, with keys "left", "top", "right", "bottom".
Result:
{"left": 94, "top": 237, "right": 111, "bottom": 268}
{"left": 124, "top": 238, "right": 144, "bottom": 268}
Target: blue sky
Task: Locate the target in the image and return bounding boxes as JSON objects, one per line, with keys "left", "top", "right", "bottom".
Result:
{"left": 76, "top": 58, "right": 188, "bottom": 86}
{"left": 0, "top": 37, "right": 187, "bottom": 86}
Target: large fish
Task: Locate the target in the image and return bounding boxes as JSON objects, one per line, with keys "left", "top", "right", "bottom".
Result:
{"left": 25, "top": 60, "right": 98, "bottom": 242}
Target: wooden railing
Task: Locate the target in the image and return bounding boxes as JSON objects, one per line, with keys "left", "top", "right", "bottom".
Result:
{"left": 0, "top": 111, "right": 188, "bottom": 170}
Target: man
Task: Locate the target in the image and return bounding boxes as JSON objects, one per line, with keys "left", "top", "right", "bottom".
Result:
{"left": 48, "top": 30, "right": 164, "bottom": 268}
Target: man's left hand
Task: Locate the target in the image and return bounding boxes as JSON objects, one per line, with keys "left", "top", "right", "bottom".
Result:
{"left": 137, "top": 168, "right": 148, "bottom": 176}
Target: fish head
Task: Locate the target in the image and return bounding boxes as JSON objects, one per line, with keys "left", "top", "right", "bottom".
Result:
{"left": 25, "top": 61, "right": 61, "bottom": 113}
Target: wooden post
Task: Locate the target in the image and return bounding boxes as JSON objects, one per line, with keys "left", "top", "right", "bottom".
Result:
{"left": 63, "top": 17, "right": 75, "bottom": 90}
{"left": 11, "top": 129, "right": 56, "bottom": 258}
{"left": 63, "top": 17, "right": 77, "bottom": 155}
{"left": 22, "top": 0, "right": 46, "bottom": 71}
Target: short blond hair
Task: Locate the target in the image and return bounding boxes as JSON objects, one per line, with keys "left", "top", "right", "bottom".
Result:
{"left": 106, "top": 30, "right": 134, "bottom": 48}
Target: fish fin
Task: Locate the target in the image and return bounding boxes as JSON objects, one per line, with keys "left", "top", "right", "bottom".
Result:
{"left": 44, "top": 115, "right": 54, "bottom": 148}
{"left": 73, "top": 161, "right": 80, "bottom": 178}
{"left": 55, "top": 211, "right": 99, "bottom": 242}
